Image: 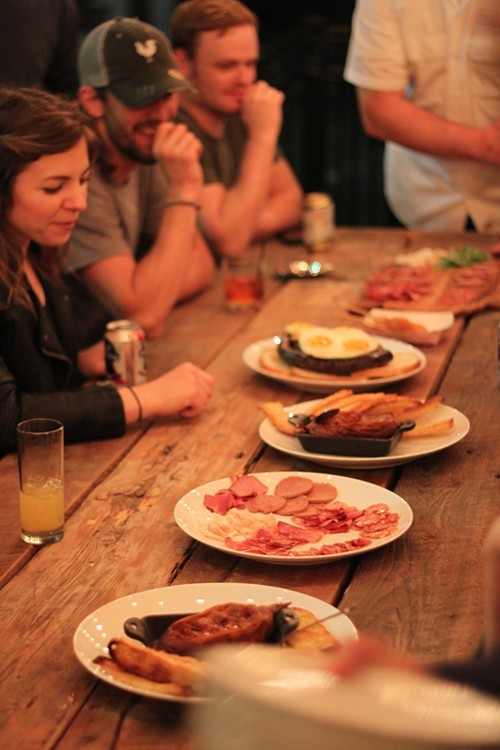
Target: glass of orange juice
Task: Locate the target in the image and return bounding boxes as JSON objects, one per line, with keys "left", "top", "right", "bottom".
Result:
{"left": 17, "top": 418, "right": 64, "bottom": 545}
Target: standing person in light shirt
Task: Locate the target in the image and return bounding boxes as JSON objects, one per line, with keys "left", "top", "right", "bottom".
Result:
{"left": 344, "top": 0, "right": 500, "bottom": 233}
{"left": 68, "top": 17, "right": 215, "bottom": 339}
{"left": 0, "top": 86, "right": 213, "bottom": 457}
{"left": 169, "top": 0, "right": 304, "bottom": 259}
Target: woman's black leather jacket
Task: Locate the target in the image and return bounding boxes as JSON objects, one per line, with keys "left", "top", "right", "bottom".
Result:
{"left": 0, "top": 275, "right": 125, "bottom": 456}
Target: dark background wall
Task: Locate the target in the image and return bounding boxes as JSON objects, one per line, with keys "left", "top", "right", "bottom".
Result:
{"left": 247, "top": 1, "right": 395, "bottom": 227}
{"left": 77, "top": 0, "right": 394, "bottom": 227}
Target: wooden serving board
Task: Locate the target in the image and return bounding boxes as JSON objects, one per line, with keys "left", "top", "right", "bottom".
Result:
{"left": 359, "top": 258, "right": 500, "bottom": 314}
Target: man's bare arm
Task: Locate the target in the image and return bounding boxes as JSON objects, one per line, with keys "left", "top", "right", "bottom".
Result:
{"left": 198, "top": 81, "right": 302, "bottom": 257}
{"left": 80, "top": 224, "right": 214, "bottom": 339}
{"left": 358, "top": 88, "right": 500, "bottom": 165}
{"left": 80, "top": 122, "right": 215, "bottom": 338}
{"left": 252, "top": 157, "right": 303, "bottom": 239}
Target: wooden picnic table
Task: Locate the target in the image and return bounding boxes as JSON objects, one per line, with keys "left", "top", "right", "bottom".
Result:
{"left": 0, "top": 228, "right": 499, "bottom": 749}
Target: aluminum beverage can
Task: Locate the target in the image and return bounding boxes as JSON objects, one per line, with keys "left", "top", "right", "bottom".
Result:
{"left": 104, "top": 320, "right": 146, "bottom": 385}
{"left": 302, "top": 192, "right": 335, "bottom": 250}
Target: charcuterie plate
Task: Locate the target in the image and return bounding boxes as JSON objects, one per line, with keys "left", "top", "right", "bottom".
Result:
{"left": 359, "top": 249, "right": 500, "bottom": 314}
{"left": 174, "top": 472, "right": 413, "bottom": 564}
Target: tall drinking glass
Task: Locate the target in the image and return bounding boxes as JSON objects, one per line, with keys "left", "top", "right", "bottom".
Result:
{"left": 222, "top": 243, "right": 266, "bottom": 311}
{"left": 17, "top": 418, "right": 64, "bottom": 544}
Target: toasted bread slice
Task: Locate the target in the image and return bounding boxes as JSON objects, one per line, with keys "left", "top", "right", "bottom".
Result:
{"left": 402, "top": 417, "right": 454, "bottom": 438}
{"left": 259, "top": 348, "right": 292, "bottom": 375}
{"left": 259, "top": 401, "right": 296, "bottom": 436}
{"left": 284, "top": 607, "right": 341, "bottom": 652}
{"left": 289, "top": 353, "right": 420, "bottom": 381}
{"left": 351, "top": 352, "right": 421, "bottom": 379}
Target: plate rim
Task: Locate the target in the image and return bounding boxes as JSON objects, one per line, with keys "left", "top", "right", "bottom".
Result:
{"left": 73, "top": 581, "right": 357, "bottom": 702}
{"left": 200, "top": 647, "right": 500, "bottom": 745}
{"left": 174, "top": 470, "right": 413, "bottom": 565}
{"left": 258, "top": 400, "right": 470, "bottom": 470}
{"left": 243, "top": 336, "right": 427, "bottom": 393}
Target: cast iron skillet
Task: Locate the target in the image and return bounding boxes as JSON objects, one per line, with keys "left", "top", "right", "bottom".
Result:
{"left": 123, "top": 607, "right": 300, "bottom": 649}
{"left": 289, "top": 411, "right": 416, "bottom": 457}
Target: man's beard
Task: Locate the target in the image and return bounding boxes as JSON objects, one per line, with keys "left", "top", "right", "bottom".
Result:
{"left": 105, "top": 117, "right": 157, "bottom": 165}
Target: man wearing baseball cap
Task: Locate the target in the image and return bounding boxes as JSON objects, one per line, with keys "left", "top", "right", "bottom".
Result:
{"left": 68, "top": 17, "right": 215, "bottom": 338}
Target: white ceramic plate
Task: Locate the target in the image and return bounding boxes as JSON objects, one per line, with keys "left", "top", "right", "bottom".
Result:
{"left": 259, "top": 400, "right": 470, "bottom": 470}
{"left": 73, "top": 582, "right": 357, "bottom": 702}
{"left": 174, "top": 471, "right": 413, "bottom": 565}
{"left": 243, "top": 336, "right": 426, "bottom": 394}
{"left": 194, "top": 646, "right": 500, "bottom": 750}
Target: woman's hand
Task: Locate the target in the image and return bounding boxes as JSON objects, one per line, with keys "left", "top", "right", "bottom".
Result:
{"left": 119, "top": 362, "right": 214, "bottom": 424}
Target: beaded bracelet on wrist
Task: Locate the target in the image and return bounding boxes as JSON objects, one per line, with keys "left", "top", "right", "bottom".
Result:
{"left": 126, "top": 384, "right": 143, "bottom": 423}
{"left": 163, "top": 200, "right": 201, "bottom": 211}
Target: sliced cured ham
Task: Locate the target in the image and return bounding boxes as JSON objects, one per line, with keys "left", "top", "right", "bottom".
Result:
{"left": 360, "top": 257, "right": 500, "bottom": 313}
{"left": 229, "top": 475, "right": 268, "bottom": 497}
{"left": 204, "top": 491, "right": 238, "bottom": 515}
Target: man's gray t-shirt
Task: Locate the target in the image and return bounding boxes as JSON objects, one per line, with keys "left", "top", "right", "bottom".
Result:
{"left": 175, "top": 109, "right": 249, "bottom": 188}
{"left": 68, "top": 163, "right": 169, "bottom": 270}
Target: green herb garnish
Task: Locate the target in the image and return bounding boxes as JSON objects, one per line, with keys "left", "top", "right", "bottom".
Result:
{"left": 437, "top": 246, "right": 491, "bottom": 269}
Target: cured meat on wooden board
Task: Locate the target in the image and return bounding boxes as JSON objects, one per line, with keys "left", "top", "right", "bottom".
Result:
{"left": 359, "top": 256, "right": 500, "bottom": 314}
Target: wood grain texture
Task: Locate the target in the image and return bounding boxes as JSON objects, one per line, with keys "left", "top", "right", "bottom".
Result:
{"left": 1, "top": 229, "right": 498, "bottom": 749}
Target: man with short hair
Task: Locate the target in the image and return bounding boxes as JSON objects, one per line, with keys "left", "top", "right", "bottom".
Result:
{"left": 68, "top": 17, "right": 215, "bottom": 338}
{"left": 170, "top": 0, "right": 303, "bottom": 258}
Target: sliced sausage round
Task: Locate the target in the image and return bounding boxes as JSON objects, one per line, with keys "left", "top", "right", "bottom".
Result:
{"left": 278, "top": 495, "right": 310, "bottom": 515}
{"left": 307, "top": 482, "right": 338, "bottom": 503}
{"left": 275, "top": 476, "right": 314, "bottom": 498}
{"left": 245, "top": 494, "right": 287, "bottom": 514}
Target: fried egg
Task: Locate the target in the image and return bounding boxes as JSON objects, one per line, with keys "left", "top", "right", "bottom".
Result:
{"left": 297, "top": 326, "right": 379, "bottom": 360}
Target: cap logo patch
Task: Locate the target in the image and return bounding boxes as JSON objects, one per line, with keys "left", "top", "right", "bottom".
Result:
{"left": 168, "top": 69, "right": 186, "bottom": 81}
{"left": 134, "top": 39, "right": 158, "bottom": 62}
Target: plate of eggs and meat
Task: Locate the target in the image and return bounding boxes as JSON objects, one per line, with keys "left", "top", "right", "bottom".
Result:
{"left": 243, "top": 322, "right": 426, "bottom": 394}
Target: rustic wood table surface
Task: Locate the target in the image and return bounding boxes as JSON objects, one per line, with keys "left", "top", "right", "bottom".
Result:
{"left": 1, "top": 228, "right": 499, "bottom": 749}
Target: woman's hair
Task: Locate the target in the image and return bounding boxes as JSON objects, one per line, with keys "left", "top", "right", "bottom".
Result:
{"left": 0, "top": 86, "right": 98, "bottom": 307}
{"left": 170, "top": 0, "right": 258, "bottom": 58}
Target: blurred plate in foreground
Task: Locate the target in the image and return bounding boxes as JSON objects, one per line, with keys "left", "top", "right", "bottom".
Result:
{"left": 191, "top": 645, "right": 500, "bottom": 750}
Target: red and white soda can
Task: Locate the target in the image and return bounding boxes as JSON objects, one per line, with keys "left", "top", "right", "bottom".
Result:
{"left": 104, "top": 320, "right": 146, "bottom": 385}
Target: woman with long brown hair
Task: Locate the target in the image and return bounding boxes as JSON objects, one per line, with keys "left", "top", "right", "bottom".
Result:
{"left": 0, "top": 87, "right": 213, "bottom": 455}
